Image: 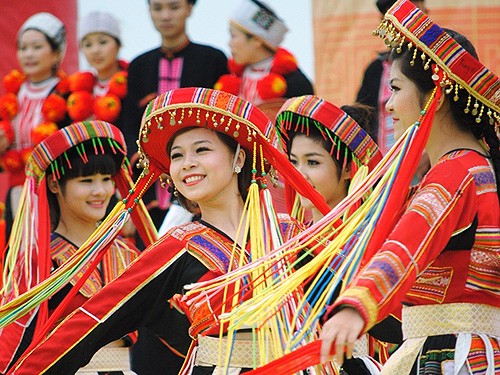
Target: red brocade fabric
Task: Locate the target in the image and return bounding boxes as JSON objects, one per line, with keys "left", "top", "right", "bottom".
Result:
{"left": 332, "top": 149, "right": 500, "bottom": 329}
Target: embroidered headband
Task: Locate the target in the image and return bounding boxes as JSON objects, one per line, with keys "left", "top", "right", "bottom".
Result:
{"left": 275, "top": 95, "right": 382, "bottom": 171}
{"left": 19, "top": 12, "right": 66, "bottom": 56}
{"left": 230, "top": 0, "right": 288, "bottom": 50}
{"left": 26, "top": 120, "right": 127, "bottom": 187}
{"left": 375, "top": 0, "right": 500, "bottom": 128}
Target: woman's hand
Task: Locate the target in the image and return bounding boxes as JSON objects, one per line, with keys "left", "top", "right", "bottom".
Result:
{"left": 320, "top": 306, "right": 364, "bottom": 365}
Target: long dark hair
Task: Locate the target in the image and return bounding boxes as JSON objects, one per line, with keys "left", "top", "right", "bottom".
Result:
{"left": 46, "top": 139, "right": 122, "bottom": 230}
{"left": 390, "top": 28, "right": 500, "bottom": 196}
{"left": 166, "top": 127, "right": 253, "bottom": 213}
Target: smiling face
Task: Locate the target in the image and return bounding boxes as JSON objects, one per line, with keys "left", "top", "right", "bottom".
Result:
{"left": 17, "top": 29, "right": 60, "bottom": 82}
{"left": 289, "top": 134, "right": 349, "bottom": 211}
{"left": 81, "top": 33, "right": 120, "bottom": 79}
{"left": 52, "top": 173, "right": 115, "bottom": 226}
{"left": 149, "top": 0, "right": 192, "bottom": 42}
{"left": 386, "top": 59, "right": 425, "bottom": 140}
{"left": 169, "top": 127, "right": 244, "bottom": 209}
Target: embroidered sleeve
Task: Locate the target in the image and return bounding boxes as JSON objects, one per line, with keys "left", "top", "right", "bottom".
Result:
{"left": 332, "top": 158, "right": 478, "bottom": 329}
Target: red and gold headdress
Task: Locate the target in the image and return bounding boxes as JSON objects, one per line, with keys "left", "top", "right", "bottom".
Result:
{"left": 276, "top": 95, "right": 382, "bottom": 171}
{"left": 376, "top": 0, "right": 500, "bottom": 127}
{"left": 136, "top": 87, "right": 330, "bottom": 214}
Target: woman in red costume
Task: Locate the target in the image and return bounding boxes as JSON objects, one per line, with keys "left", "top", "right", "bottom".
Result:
{"left": 320, "top": 1, "right": 500, "bottom": 373}
{"left": 0, "top": 121, "right": 149, "bottom": 374}
{"left": 67, "top": 11, "right": 128, "bottom": 129}
{"left": 0, "top": 13, "right": 71, "bottom": 238}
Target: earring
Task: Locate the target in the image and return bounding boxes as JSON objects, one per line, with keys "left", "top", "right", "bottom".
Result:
{"left": 234, "top": 165, "right": 241, "bottom": 174}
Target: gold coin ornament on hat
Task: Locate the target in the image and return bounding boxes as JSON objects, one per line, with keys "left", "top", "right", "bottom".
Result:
{"left": 374, "top": 0, "right": 500, "bottom": 130}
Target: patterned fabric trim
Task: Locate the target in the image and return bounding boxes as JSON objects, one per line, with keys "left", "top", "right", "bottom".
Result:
{"left": 166, "top": 222, "right": 242, "bottom": 273}
{"left": 406, "top": 266, "right": 453, "bottom": 303}
{"left": 407, "top": 183, "right": 453, "bottom": 227}
{"left": 51, "top": 235, "right": 139, "bottom": 298}
{"left": 468, "top": 227, "right": 500, "bottom": 295}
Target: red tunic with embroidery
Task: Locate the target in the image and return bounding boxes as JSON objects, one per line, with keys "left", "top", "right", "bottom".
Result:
{"left": 331, "top": 149, "right": 500, "bottom": 372}
{"left": 6, "top": 215, "right": 301, "bottom": 375}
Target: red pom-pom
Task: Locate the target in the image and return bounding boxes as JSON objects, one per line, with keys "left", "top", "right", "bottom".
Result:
{"left": 3, "top": 70, "right": 25, "bottom": 94}
{"left": 94, "top": 94, "right": 121, "bottom": 122}
{"left": 0, "top": 149, "right": 24, "bottom": 172}
{"left": 67, "top": 91, "right": 94, "bottom": 121}
{"left": 257, "top": 73, "right": 287, "bottom": 100}
{"left": 20, "top": 147, "right": 34, "bottom": 164}
{"left": 108, "top": 71, "right": 128, "bottom": 99}
{"left": 42, "top": 93, "right": 67, "bottom": 123}
{"left": 68, "top": 72, "right": 96, "bottom": 92}
{"left": 0, "top": 120, "right": 14, "bottom": 144}
{"left": 56, "top": 76, "right": 71, "bottom": 95}
{"left": 118, "top": 60, "right": 129, "bottom": 71}
{"left": 31, "top": 122, "right": 59, "bottom": 144}
{"left": 271, "top": 48, "right": 298, "bottom": 76}
{"left": 228, "top": 59, "right": 245, "bottom": 76}
{"left": 0, "top": 93, "right": 19, "bottom": 120}
{"left": 214, "top": 74, "right": 242, "bottom": 96}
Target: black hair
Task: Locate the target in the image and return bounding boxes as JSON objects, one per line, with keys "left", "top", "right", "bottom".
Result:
{"left": 46, "top": 138, "right": 124, "bottom": 230}
{"left": 166, "top": 127, "right": 253, "bottom": 213}
{"left": 389, "top": 28, "right": 500, "bottom": 197}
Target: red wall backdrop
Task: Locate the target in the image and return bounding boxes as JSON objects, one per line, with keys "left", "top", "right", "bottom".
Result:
{"left": 0, "top": 1, "right": 78, "bottom": 83}
{"left": 312, "top": 0, "right": 500, "bottom": 105}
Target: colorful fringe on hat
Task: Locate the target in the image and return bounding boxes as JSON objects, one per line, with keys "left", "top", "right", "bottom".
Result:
{"left": 276, "top": 95, "right": 381, "bottom": 170}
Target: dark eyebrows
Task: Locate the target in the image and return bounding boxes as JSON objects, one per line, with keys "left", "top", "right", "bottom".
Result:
{"left": 170, "top": 139, "right": 213, "bottom": 151}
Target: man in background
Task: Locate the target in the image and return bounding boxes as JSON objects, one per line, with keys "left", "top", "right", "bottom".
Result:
{"left": 122, "top": 1, "right": 228, "bottom": 373}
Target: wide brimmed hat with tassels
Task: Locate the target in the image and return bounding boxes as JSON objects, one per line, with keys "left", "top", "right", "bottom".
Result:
{"left": 135, "top": 87, "right": 331, "bottom": 214}
{"left": 375, "top": 0, "right": 500, "bottom": 128}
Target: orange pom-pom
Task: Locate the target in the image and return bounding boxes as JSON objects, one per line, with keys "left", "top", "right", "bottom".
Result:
{"left": 0, "top": 120, "right": 14, "bottom": 144}
{"left": 0, "top": 93, "right": 19, "bottom": 120}
{"left": 94, "top": 94, "right": 121, "bottom": 122}
{"left": 257, "top": 73, "right": 287, "bottom": 100}
{"left": 271, "top": 48, "right": 298, "bottom": 76}
{"left": 68, "top": 72, "right": 95, "bottom": 92}
{"left": 0, "top": 149, "right": 24, "bottom": 172}
{"left": 214, "top": 74, "right": 242, "bottom": 96}
{"left": 228, "top": 59, "right": 245, "bottom": 76}
{"left": 108, "top": 71, "right": 128, "bottom": 99}
{"left": 31, "top": 122, "right": 59, "bottom": 144}
{"left": 3, "top": 70, "right": 25, "bottom": 94}
{"left": 67, "top": 91, "right": 94, "bottom": 121}
{"left": 42, "top": 93, "right": 67, "bottom": 123}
